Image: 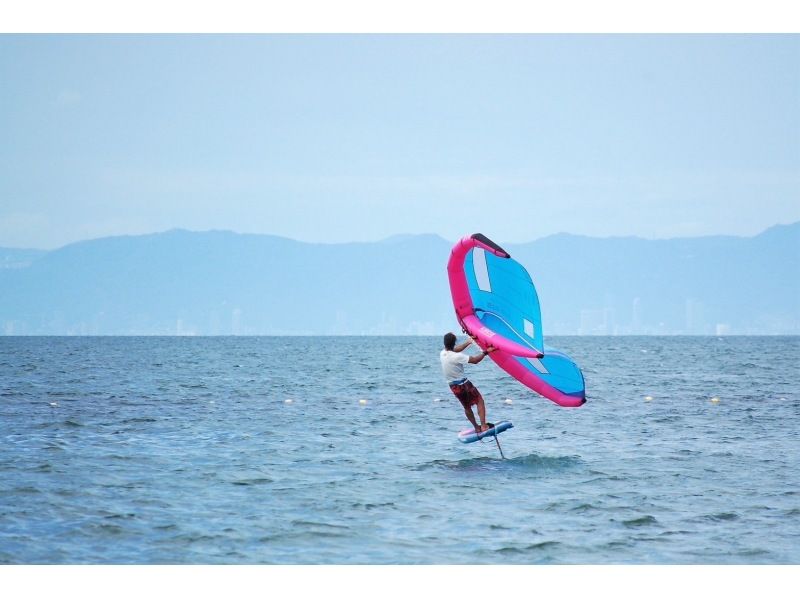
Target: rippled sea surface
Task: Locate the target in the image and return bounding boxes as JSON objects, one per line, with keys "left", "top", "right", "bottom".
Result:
{"left": 1, "top": 336, "right": 798, "bottom": 564}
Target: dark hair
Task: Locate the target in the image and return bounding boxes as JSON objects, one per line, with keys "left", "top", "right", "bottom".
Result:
{"left": 443, "top": 332, "right": 456, "bottom": 350}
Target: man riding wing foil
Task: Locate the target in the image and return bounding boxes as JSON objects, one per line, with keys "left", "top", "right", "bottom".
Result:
{"left": 439, "top": 332, "right": 496, "bottom": 433}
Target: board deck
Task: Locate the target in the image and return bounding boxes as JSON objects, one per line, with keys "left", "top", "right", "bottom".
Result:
{"left": 457, "top": 420, "right": 513, "bottom": 444}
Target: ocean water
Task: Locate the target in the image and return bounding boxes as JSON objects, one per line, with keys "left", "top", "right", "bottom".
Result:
{"left": 0, "top": 335, "right": 798, "bottom": 564}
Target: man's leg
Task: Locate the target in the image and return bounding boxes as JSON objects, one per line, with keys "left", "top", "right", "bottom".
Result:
{"left": 469, "top": 382, "right": 489, "bottom": 432}
{"left": 476, "top": 396, "right": 488, "bottom": 432}
{"left": 454, "top": 386, "right": 481, "bottom": 432}
{"left": 462, "top": 404, "right": 480, "bottom": 432}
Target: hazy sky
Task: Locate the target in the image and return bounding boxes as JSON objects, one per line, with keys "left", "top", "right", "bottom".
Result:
{"left": 1, "top": 34, "right": 798, "bottom": 249}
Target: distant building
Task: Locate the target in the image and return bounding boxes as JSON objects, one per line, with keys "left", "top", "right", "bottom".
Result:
{"left": 579, "top": 308, "right": 607, "bottom": 335}
{"left": 631, "top": 297, "right": 642, "bottom": 334}
{"left": 685, "top": 298, "right": 707, "bottom": 334}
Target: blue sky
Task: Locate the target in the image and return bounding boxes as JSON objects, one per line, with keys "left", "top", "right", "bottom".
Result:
{"left": 1, "top": 34, "right": 798, "bottom": 249}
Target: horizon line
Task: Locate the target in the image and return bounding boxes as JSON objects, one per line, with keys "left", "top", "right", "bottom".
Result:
{"left": 2, "top": 333, "right": 799, "bottom": 338}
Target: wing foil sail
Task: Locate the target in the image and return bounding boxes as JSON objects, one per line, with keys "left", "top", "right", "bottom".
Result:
{"left": 447, "top": 233, "right": 586, "bottom": 408}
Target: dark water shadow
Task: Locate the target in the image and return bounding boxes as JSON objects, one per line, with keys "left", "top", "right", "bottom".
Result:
{"left": 416, "top": 453, "right": 581, "bottom": 474}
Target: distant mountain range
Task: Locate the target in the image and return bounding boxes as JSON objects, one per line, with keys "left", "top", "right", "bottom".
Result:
{"left": 1, "top": 223, "right": 798, "bottom": 335}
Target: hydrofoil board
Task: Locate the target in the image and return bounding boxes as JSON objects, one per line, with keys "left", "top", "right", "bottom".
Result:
{"left": 458, "top": 420, "right": 513, "bottom": 444}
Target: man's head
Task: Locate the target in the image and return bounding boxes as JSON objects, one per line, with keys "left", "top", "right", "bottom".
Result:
{"left": 443, "top": 332, "right": 457, "bottom": 351}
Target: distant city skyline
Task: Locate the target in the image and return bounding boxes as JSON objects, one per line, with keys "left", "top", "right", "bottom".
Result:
{"left": 1, "top": 34, "right": 798, "bottom": 249}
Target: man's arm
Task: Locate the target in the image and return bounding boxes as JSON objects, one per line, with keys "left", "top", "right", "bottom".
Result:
{"left": 468, "top": 346, "right": 496, "bottom": 364}
{"left": 453, "top": 338, "right": 473, "bottom": 353}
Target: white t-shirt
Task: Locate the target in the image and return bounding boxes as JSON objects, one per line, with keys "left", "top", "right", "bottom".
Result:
{"left": 440, "top": 349, "right": 470, "bottom": 383}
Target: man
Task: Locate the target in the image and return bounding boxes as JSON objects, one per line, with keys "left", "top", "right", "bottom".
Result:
{"left": 440, "top": 332, "right": 496, "bottom": 433}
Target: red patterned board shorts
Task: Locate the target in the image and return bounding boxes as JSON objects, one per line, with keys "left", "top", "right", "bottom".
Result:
{"left": 449, "top": 380, "right": 483, "bottom": 409}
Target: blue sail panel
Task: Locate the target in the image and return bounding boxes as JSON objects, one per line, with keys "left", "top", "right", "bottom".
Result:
{"left": 513, "top": 348, "right": 586, "bottom": 398}
{"left": 464, "top": 248, "right": 544, "bottom": 353}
